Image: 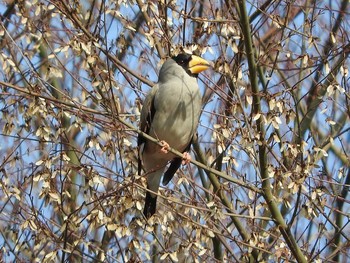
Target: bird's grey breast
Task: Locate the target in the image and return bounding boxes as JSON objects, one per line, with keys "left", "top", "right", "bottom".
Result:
{"left": 152, "top": 71, "right": 201, "bottom": 149}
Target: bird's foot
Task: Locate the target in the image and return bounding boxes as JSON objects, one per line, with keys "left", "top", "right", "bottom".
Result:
{"left": 182, "top": 152, "right": 191, "bottom": 165}
{"left": 159, "top": 140, "right": 170, "bottom": 154}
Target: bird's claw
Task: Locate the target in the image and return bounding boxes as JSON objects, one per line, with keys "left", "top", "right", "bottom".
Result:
{"left": 159, "top": 140, "right": 170, "bottom": 154}
{"left": 182, "top": 152, "right": 191, "bottom": 165}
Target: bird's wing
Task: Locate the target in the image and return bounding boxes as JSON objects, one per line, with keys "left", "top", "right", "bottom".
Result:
{"left": 138, "top": 84, "right": 159, "bottom": 175}
{"left": 138, "top": 84, "right": 159, "bottom": 145}
{"left": 162, "top": 158, "right": 182, "bottom": 185}
{"left": 162, "top": 136, "right": 193, "bottom": 185}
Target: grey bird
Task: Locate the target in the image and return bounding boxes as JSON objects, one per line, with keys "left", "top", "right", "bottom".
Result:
{"left": 138, "top": 53, "right": 210, "bottom": 218}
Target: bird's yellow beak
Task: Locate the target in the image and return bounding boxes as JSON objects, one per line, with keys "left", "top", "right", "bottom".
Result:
{"left": 188, "top": 55, "right": 210, "bottom": 74}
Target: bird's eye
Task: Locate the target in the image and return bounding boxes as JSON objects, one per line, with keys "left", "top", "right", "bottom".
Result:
{"left": 173, "top": 54, "right": 190, "bottom": 65}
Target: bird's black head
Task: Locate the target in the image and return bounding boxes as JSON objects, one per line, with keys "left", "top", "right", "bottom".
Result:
{"left": 172, "top": 53, "right": 194, "bottom": 75}
{"left": 171, "top": 53, "right": 210, "bottom": 77}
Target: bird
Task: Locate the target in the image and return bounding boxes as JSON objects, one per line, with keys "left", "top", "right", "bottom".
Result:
{"left": 138, "top": 53, "right": 210, "bottom": 218}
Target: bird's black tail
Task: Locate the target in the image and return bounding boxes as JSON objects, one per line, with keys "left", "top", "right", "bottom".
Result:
{"left": 143, "top": 191, "right": 157, "bottom": 218}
